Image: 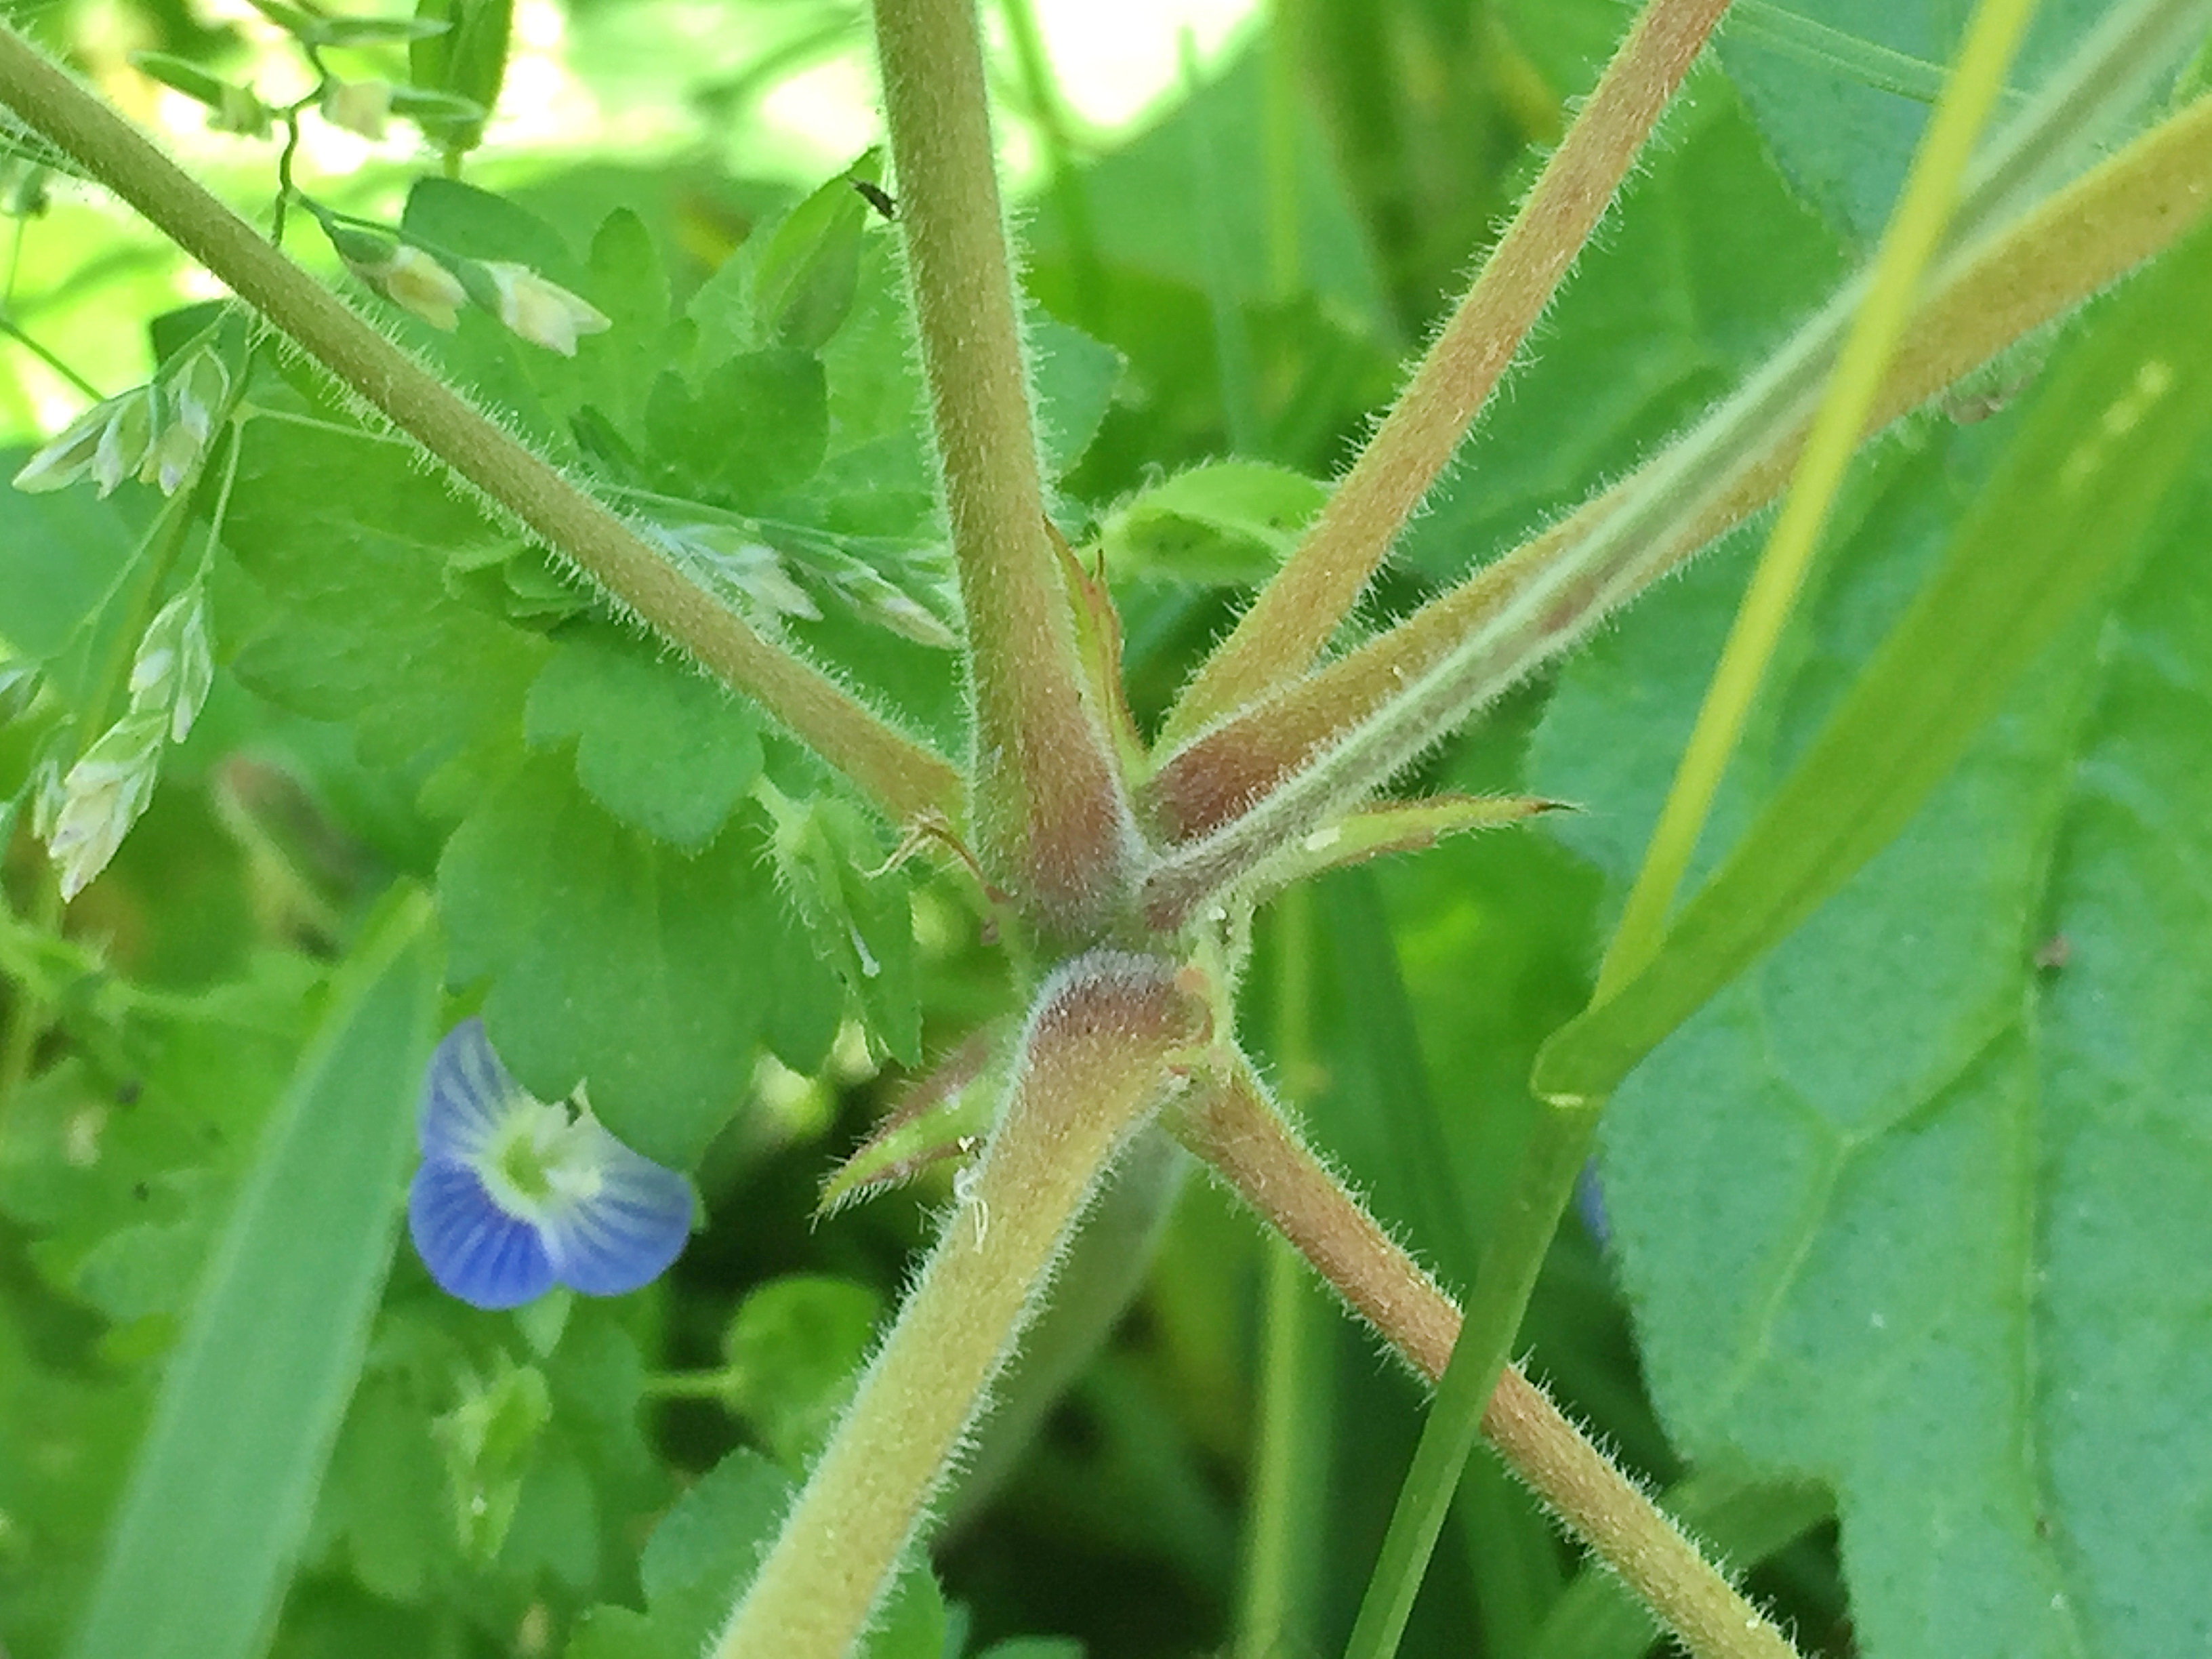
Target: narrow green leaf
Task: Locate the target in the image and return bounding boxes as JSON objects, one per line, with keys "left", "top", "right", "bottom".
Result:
{"left": 752, "top": 153, "right": 883, "bottom": 352}
{"left": 409, "top": 0, "right": 511, "bottom": 154}
{"left": 66, "top": 891, "right": 439, "bottom": 1659}
{"left": 125, "top": 53, "right": 233, "bottom": 111}
{"left": 308, "top": 15, "right": 450, "bottom": 45}
{"left": 1537, "top": 217, "right": 2212, "bottom": 1101}
{"left": 386, "top": 85, "right": 485, "bottom": 123}
{"left": 817, "top": 1049, "right": 996, "bottom": 1215}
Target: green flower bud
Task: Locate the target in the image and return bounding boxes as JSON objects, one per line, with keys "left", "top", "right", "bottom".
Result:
{"left": 12, "top": 400, "right": 112, "bottom": 493}
{"left": 467, "top": 261, "right": 610, "bottom": 356}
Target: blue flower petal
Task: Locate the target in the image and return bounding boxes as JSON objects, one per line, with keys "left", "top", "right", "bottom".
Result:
{"left": 418, "top": 1018, "right": 532, "bottom": 1164}
{"left": 539, "top": 1122, "right": 692, "bottom": 1296}
{"left": 409, "top": 1160, "right": 557, "bottom": 1310}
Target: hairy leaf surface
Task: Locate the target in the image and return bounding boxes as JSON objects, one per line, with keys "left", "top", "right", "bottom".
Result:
{"left": 1534, "top": 295, "right": 2212, "bottom": 1656}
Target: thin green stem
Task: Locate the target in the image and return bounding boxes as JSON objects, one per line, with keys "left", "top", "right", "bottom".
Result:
{"left": 1531, "top": 1472, "right": 1832, "bottom": 1659}
{"left": 1601, "top": 0, "right": 2040, "bottom": 994}
{"left": 1235, "top": 888, "right": 1334, "bottom": 1659}
{"left": 1162, "top": 0, "right": 1736, "bottom": 743}
{"left": 1173, "top": 1071, "right": 1798, "bottom": 1659}
{"left": 1340, "top": 1094, "right": 1599, "bottom": 1659}
{"left": 0, "top": 26, "right": 960, "bottom": 827}
{"left": 871, "top": 0, "right": 1133, "bottom": 933}
{"left": 0, "top": 311, "right": 102, "bottom": 397}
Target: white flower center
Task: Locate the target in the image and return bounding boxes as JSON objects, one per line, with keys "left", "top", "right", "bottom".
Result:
{"left": 483, "top": 1101, "right": 604, "bottom": 1218}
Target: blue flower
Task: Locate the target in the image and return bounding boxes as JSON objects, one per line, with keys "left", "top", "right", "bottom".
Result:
{"left": 408, "top": 1020, "right": 693, "bottom": 1310}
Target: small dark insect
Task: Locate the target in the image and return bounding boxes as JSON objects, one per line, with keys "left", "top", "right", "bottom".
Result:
{"left": 115, "top": 1079, "right": 142, "bottom": 1105}
{"left": 852, "top": 178, "right": 897, "bottom": 220}
{"left": 132, "top": 1181, "right": 151, "bottom": 1202}
{"left": 2033, "top": 933, "right": 2072, "bottom": 970}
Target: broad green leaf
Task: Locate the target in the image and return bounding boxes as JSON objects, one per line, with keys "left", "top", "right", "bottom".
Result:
{"left": 814, "top": 239, "right": 1122, "bottom": 533}
{"left": 1531, "top": 268, "right": 2212, "bottom": 1656}
{"left": 575, "top": 207, "right": 674, "bottom": 436}
{"left": 0, "top": 958, "right": 319, "bottom": 1326}
{"left": 224, "top": 409, "right": 544, "bottom": 795}
{"left": 1538, "top": 219, "right": 2212, "bottom": 1100}
{"left": 395, "top": 180, "right": 584, "bottom": 449}
{"left": 1717, "top": 1, "right": 2121, "bottom": 246}
{"left": 305, "top": 1296, "right": 661, "bottom": 1611}
{"left": 567, "top": 1448, "right": 944, "bottom": 1659}
{"left": 644, "top": 348, "right": 829, "bottom": 504}
{"left": 0, "top": 472, "right": 153, "bottom": 697}
{"left": 437, "top": 756, "right": 842, "bottom": 1168}
{"left": 403, "top": 180, "right": 573, "bottom": 283}
{"left": 525, "top": 621, "right": 764, "bottom": 850}
{"left": 67, "top": 892, "right": 438, "bottom": 1659}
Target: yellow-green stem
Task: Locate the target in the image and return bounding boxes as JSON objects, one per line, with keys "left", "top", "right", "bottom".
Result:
{"left": 0, "top": 26, "right": 959, "bottom": 827}
{"left": 872, "top": 0, "right": 1134, "bottom": 934}
{"left": 1601, "top": 0, "right": 2041, "bottom": 994}
{"left": 1162, "top": 0, "right": 1735, "bottom": 743}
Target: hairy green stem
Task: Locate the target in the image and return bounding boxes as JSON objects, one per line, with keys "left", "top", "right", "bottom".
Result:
{"left": 1137, "top": 7, "right": 2212, "bottom": 926}
{"left": 0, "top": 26, "right": 960, "bottom": 827}
{"left": 1172, "top": 1071, "right": 1800, "bottom": 1659}
{"left": 1161, "top": 0, "right": 1736, "bottom": 743}
{"left": 714, "top": 955, "right": 1198, "bottom": 1659}
{"left": 1345, "top": 12, "right": 2034, "bottom": 1647}
{"left": 872, "top": 0, "right": 1134, "bottom": 934}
